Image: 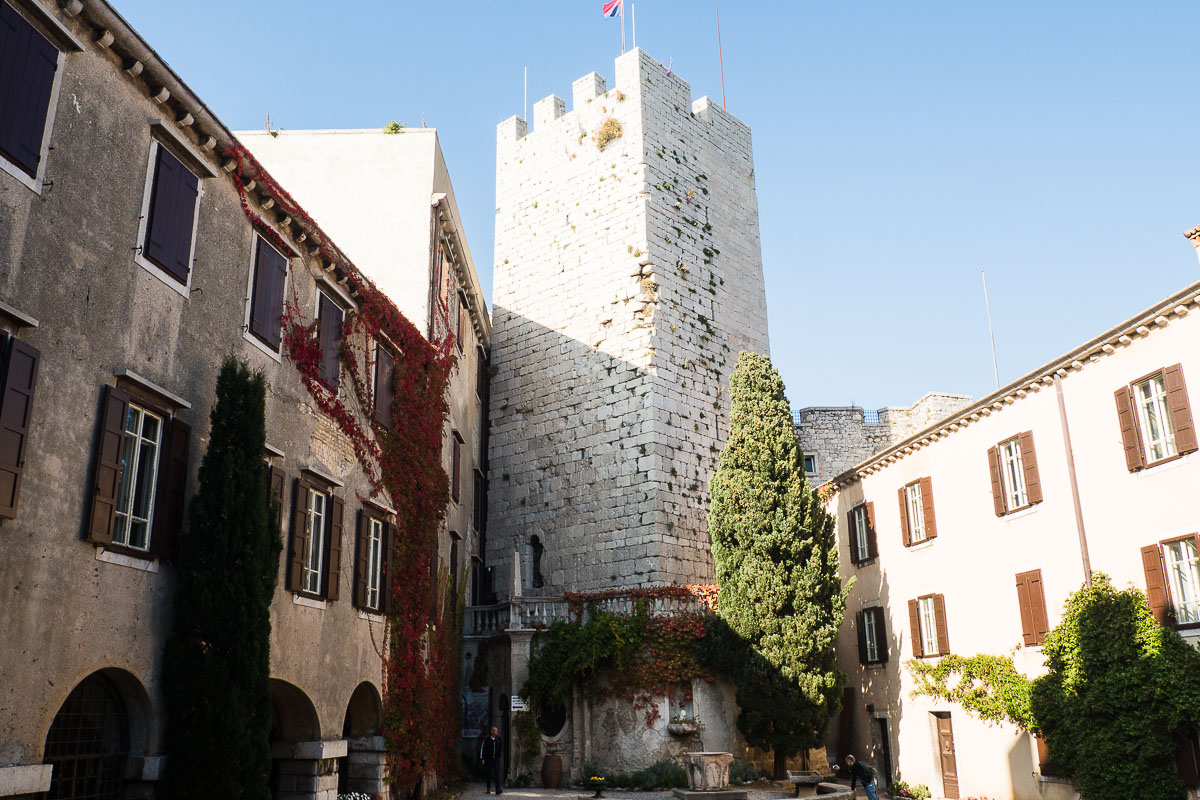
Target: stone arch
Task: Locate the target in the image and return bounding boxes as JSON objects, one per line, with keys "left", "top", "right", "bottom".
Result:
{"left": 339, "top": 681, "right": 386, "bottom": 796}
{"left": 269, "top": 678, "right": 321, "bottom": 741}
{"left": 269, "top": 679, "right": 339, "bottom": 798}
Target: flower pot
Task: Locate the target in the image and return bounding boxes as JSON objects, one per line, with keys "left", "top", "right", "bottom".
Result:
{"left": 541, "top": 754, "right": 563, "bottom": 789}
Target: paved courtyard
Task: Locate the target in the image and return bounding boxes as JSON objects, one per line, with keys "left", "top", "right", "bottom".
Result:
{"left": 454, "top": 782, "right": 873, "bottom": 800}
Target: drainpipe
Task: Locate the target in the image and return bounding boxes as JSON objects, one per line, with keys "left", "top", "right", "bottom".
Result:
{"left": 1054, "top": 377, "right": 1092, "bottom": 586}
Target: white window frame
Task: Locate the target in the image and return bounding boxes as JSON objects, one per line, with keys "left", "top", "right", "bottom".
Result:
{"left": 852, "top": 504, "right": 869, "bottom": 561}
{"left": 918, "top": 595, "right": 939, "bottom": 656}
{"left": 133, "top": 138, "right": 204, "bottom": 298}
{"left": 804, "top": 454, "right": 818, "bottom": 475}
{"left": 999, "top": 436, "right": 1028, "bottom": 511}
{"left": 1134, "top": 373, "right": 1178, "bottom": 463}
{"left": 1163, "top": 537, "right": 1200, "bottom": 625}
{"left": 906, "top": 482, "right": 926, "bottom": 544}
{"left": 111, "top": 402, "right": 163, "bottom": 552}
{"left": 241, "top": 233, "right": 293, "bottom": 363}
{"left": 366, "top": 516, "right": 384, "bottom": 611}
{"left": 863, "top": 606, "right": 880, "bottom": 663}
{"left": 302, "top": 488, "right": 327, "bottom": 596}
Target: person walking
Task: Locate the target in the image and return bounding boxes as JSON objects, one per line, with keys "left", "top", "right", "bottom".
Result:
{"left": 480, "top": 725, "right": 504, "bottom": 794}
{"left": 845, "top": 754, "right": 878, "bottom": 800}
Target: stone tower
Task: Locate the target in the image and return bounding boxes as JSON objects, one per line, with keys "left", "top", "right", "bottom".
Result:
{"left": 488, "top": 49, "right": 769, "bottom": 596}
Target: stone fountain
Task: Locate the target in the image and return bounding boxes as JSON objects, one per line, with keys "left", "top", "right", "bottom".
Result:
{"left": 671, "top": 752, "right": 747, "bottom": 800}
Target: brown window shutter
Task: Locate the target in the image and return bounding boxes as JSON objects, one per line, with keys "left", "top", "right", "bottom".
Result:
{"left": 318, "top": 293, "right": 343, "bottom": 391}
{"left": 933, "top": 593, "right": 950, "bottom": 655}
{"left": 856, "top": 609, "right": 869, "bottom": 664}
{"left": 1029, "top": 569, "right": 1050, "bottom": 644}
{"left": 908, "top": 598, "right": 922, "bottom": 657}
{"left": 353, "top": 509, "right": 368, "bottom": 609}
{"left": 865, "top": 501, "right": 877, "bottom": 560}
{"left": 0, "top": 337, "right": 40, "bottom": 520}
{"left": 151, "top": 418, "right": 191, "bottom": 562}
{"left": 249, "top": 238, "right": 287, "bottom": 351}
{"left": 1036, "top": 735, "right": 1060, "bottom": 778}
{"left": 920, "top": 476, "right": 937, "bottom": 539}
{"left": 374, "top": 347, "right": 395, "bottom": 429}
{"left": 898, "top": 487, "right": 911, "bottom": 546}
{"left": 144, "top": 145, "right": 198, "bottom": 283}
{"left": 87, "top": 386, "right": 132, "bottom": 546}
{"left": 0, "top": 2, "right": 58, "bottom": 177}
{"left": 1164, "top": 364, "right": 1198, "bottom": 455}
{"left": 383, "top": 523, "right": 396, "bottom": 614}
{"left": 873, "top": 607, "right": 889, "bottom": 664}
{"left": 987, "top": 446, "right": 1005, "bottom": 516}
{"left": 1176, "top": 731, "right": 1200, "bottom": 789}
{"left": 286, "top": 478, "right": 308, "bottom": 592}
{"left": 1141, "top": 544, "right": 1170, "bottom": 625}
{"left": 325, "top": 494, "right": 344, "bottom": 601}
{"left": 1015, "top": 571, "right": 1036, "bottom": 646}
{"left": 846, "top": 509, "right": 859, "bottom": 563}
{"left": 452, "top": 436, "right": 461, "bottom": 503}
{"left": 1018, "top": 431, "right": 1043, "bottom": 505}
{"left": 1114, "top": 386, "right": 1145, "bottom": 471}
{"left": 268, "top": 466, "right": 286, "bottom": 532}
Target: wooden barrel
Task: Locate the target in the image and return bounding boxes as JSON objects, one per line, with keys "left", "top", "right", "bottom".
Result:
{"left": 541, "top": 754, "right": 563, "bottom": 789}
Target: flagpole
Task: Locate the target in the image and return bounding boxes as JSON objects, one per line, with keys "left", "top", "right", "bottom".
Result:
{"left": 715, "top": 0, "right": 726, "bottom": 108}
{"left": 621, "top": 2, "right": 626, "bottom": 54}
{"left": 982, "top": 269, "right": 1000, "bottom": 390}
{"left": 632, "top": 3, "right": 636, "bottom": 49}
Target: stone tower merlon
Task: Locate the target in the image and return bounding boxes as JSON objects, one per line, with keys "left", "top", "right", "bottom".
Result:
{"left": 489, "top": 48, "right": 769, "bottom": 597}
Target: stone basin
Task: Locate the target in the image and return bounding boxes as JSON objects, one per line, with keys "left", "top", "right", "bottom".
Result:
{"left": 680, "top": 752, "right": 735, "bottom": 791}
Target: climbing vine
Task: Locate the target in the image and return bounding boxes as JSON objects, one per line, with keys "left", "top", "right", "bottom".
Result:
{"left": 907, "top": 653, "right": 1034, "bottom": 730}
{"left": 223, "top": 144, "right": 461, "bottom": 795}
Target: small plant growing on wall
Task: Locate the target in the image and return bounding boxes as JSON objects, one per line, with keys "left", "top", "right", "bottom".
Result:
{"left": 596, "top": 118, "right": 623, "bottom": 151}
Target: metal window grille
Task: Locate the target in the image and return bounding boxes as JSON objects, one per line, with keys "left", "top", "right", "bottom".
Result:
{"left": 45, "top": 674, "right": 128, "bottom": 800}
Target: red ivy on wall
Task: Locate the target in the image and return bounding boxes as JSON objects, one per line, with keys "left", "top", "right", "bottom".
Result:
{"left": 224, "top": 143, "right": 462, "bottom": 796}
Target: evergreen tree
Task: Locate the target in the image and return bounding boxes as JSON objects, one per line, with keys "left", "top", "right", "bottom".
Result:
{"left": 708, "top": 352, "right": 848, "bottom": 777}
{"left": 162, "top": 358, "right": 280, "bottom": 800}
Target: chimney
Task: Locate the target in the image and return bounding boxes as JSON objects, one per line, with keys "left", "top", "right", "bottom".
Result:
{"left": 1185, "top": 225, "right": 1200, "bottom": 265}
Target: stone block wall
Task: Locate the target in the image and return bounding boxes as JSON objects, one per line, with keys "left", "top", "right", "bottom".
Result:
{"left": 488, "top": 49, "right": 769, "bottom": 595}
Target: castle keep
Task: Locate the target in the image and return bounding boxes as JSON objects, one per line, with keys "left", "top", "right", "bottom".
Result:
{"left": 487, "top": 49, "right": 769, "bottom": 595}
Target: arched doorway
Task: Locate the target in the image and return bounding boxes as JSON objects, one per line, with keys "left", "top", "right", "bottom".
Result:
{"left": 44, "top": 672, "right": 130, "bottom": 799}
{"left": 339, "top": 682, "right": 386, "bottom": 795}
{"left": 269, "top": 679, "right": 339, "bottom": 798}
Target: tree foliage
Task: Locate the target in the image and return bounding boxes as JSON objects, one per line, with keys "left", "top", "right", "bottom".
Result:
{"left": 707, "top": 352, "right": 848, "bottom": 775}
{"left": 909, "top": 574, "right": 1200, "bottom": 800}
{"left": 162, "top": 358, "right": 280, "bottom": 800}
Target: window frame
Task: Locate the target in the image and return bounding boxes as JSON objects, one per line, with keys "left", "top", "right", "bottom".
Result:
{"left": 110, "top": 401, "right": 164, "bottom": 552}
{"left": 851, "top": 504, "right": 869, "bottom": 562}
{"left": 918, "top": 594, "right": 939, "bottom": 657}
{"left": 803, "top": 454, "right": 818, "bottom": 476}
{"left": 863, "top": 606, "right": 880, "bottom": 663}
{"left": 364, "top": 514, "right": 385, "bottom": 611}
{"left": 1161, "top": 534, "right": 1200, "bottom": 629}
{"left": 998, "top": 436, "right": 1029, "bottom": 512}
{"left": 133, "top": 138, "right": 204, "bottom": 297}
{"left": 905, "top": 481, "right": 926, "bottom": 544}
{"left": 242, "top": 233, "right": 292, "bottom": 361}
{"left": 300, "top": 485, "right": 328, "bottom": 597}
{"left": 1132, "top": 370, "right": 1178, "bottom": 466}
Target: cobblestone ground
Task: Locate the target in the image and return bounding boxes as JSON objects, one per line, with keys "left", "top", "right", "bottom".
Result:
{"left": 455, "top": 782, "right": 870, "bottom": 800}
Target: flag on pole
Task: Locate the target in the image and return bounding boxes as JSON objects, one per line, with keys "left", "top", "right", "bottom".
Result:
{"left": 602, "top": 0, "right": 622, "bottom": 18}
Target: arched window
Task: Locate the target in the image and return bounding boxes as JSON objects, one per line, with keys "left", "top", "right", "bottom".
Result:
{"left": 45, "top": 673, "right": 130, "bottom": 800}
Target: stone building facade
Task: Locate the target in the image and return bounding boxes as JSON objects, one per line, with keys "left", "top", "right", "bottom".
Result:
{"left": 487, "top": 48, "right": 769, "bottom": 596}
{"left": 0, "top": 1, "right": 477, "bottom": 797}
{"left": 795, "top": 393, "right": 972, "bottom": 487}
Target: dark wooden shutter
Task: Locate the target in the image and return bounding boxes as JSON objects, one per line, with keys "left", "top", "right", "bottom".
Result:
{"left": 856, "top": 609, "right": 869, "bottom": 664}
{"left": 249, "top": 237, "right": 287, "bottom": 350}
{"left": 872, "top": 607, "right": 889, "bottom": 664}
{"left": 847, "top": 509, "right": 859, "bottom": 563}
{"left": 143, "top": 145, "right": 198, "bottom": 283}
{"left": 374, "top": 347, "right": 395, "bottom": 429}
{"left": 933, "top": 593, "right": 950, "bottom": 655}
{"left": 0, "top": 336, "right": 40, "bottom": 519}
{"left": 1114, "top": 386, "right": 1145, "bottom": 471}
{"left": 151, "top": 418, "right": 190, "bottom": 561}
{"left": 908, "top": 598, "right": 922, "bottom": 657}
{"left": 318, "top": 292, "right": 342, "bottom": 390}
{"left": 452, "top": 436, "right": 461, "bottom": 503}
{"left": 286, "top": 478, "right": 307, "bottom": 592}
{"left": 383, "top": 522, "right": 396, "bottom": 614}
{"left": 476, "top": 346, "right": 488, "bottom": 398}
{"left": 1036, "top": 736, "right": 1060, "bottom": 778}
{"left": 87, "top": 386, "right": 131, "bottom": 546}
{"left": 987, "top": 446, "right": 1005, "bottom": 516}
{"left": 898, "top": 486, "right": 911, "bottom": 547}
{"left": 920, "top": 477, "right": 937, "bottom": 540}
{"left": 1164, "top": 364, "right": 1198, "bottom": 455}
{"left": 353, "top": 509, "right": 368, "bottom": 608}
{"left": 1142, "top": 543, "right": 1170, "bottom": 625}
{"left": 1015, "top": 571, "right": 1036, "bottom": 646}
{"left": 0, "top": 2, "right": 58, "bottom": 177}
{"left": 267, "top": 465, "right": 285, "bottom": 533}
{"left": 1176, "top": 731, "right": 1200, "bottom": 789}
{"left": 1018, "top": 431, "right": 1042, "bottom": 505}
{"left": 865, "top": 502, "right": 877, "bottom": 559}
{"left": 1029, "top": 569, "right": 1050, "bottom": 644}
{"left": 325, "top": 493, "right": 344, "bottom": 600}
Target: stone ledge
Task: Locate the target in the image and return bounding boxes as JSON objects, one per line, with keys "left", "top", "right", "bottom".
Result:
{"left": 0, "top": 764, "right": 53, "bottom": 796}
{"left": 270, "top": 739, "right": 348, "bottom": 760}
{"left": 672, "top": 790, "right": 747, "bottom": 800}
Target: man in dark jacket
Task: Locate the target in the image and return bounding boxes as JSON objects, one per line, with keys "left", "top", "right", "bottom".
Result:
{"left": 845, "top": 755, "right": 878, "bottom": 800}
{"left": 480, "top": 726, "right": 503, "bottom": 794}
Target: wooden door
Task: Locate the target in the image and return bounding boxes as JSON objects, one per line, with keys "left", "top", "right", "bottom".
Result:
{"left": 935, "top": 713, "right": 959, "bottom": 798}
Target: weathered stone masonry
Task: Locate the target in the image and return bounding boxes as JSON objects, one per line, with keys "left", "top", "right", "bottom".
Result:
{"left": 488, "top": 49, "right": 769, "bottom": 594}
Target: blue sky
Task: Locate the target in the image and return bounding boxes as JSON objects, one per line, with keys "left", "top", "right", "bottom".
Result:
{"left": 113, "top": 1, "right": 1200, "bottom": 410}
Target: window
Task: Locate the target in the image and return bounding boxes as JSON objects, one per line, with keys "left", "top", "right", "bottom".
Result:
{"left": 140, "top": 143, "right": 200, "bottom": 286}
{"left": 988, "top": 432, "right": 1042, "bottom": 515}
{"left": 0, "top": 0, "right": 61, "bottom": 185}
{"left": 1014, "top": 569, "right": 1050, "bottom": 646}
{"left": 286, "top": 477, "right": 343, "bottom": 600}
{"left": 847, "top": 502, "right": 875, "bottom": 563}
{"left": 1164, "top": 539, "right": 1200, "bottom": 624}
{"left": 366, "top": 516, "right": 383, "bottom": 609}
{"left": 86, "top": 386, "right": 190, "bottom": 560}
{"left": 908, "top": 593, "right": 949, "bottom": 657}
{"left": 898, "top": 477, "right": 937, "bottom": 546}
{"left": 857, "top": 606, "right": 887, "bottom": 665}
{"left": 354, "top": 508, "right": 391, "bottom": 612}
{"left": 803, "top": 454, "right": 817, "bottom": 475}
{"left": 451, "top": 430, "right": 463, "bottom": 503}
{"left": 374, "top": 345, "right": 395, "bottom": 429}
{"left": 456, "top": 291, "right": 466, "bottom": 352}
{"left": 476, "top": 345, "right": 488, "bottom": 399}
{"left": 247, "top": 235, "right": 288, "bottom": 352}
{"left": 0, "top": 335, "right": 40, "bottom": 520}
{"left": 317, "top": 290, "right": 344, "bottom": 390}
{"left": 1115, "top": 364, "right": 1197, "bottom": 471}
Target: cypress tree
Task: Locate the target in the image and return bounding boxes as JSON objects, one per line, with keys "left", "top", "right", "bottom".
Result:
{"left": 707, "top": 352, "right": 848, "bottom": 777}
{"left": 162, "top": 357, "right": 280, "bottom": 800}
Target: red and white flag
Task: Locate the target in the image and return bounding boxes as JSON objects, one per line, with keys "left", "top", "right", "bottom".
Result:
{"left": 602, "top": 0, "right": 622, "bottom": 18}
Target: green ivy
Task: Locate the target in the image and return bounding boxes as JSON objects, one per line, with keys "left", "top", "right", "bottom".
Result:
{"left": 908, "top": 653, "right": 1033, "bottom": 730}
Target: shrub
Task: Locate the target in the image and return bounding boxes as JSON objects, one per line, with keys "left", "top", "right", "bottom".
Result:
{"left": 887, "top": 780, "right": 931, "bottom": 799}
{"left": 729, "top": 760, "right": 764, "bottom": 785}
